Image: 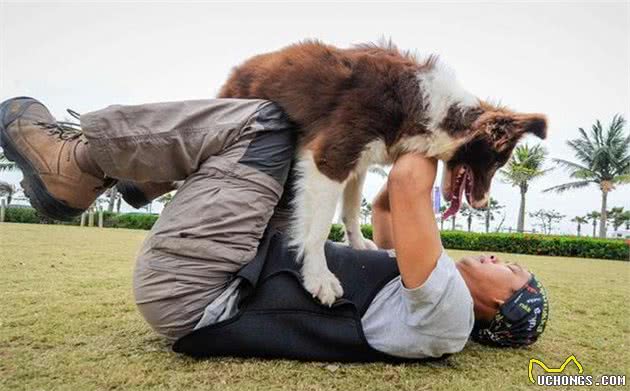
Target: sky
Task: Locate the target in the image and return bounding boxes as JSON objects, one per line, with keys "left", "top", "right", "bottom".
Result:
{"left": 1, "top": 1, "right": 629, "bottom": 234}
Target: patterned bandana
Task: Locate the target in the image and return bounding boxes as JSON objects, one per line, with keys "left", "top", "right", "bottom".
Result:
{"left": 471, "top": 275, "right": 549, "bottom": 347}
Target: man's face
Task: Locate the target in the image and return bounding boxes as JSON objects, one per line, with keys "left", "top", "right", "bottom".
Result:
{"left": 456, "top": 255, "right": 531, "bottom": 321}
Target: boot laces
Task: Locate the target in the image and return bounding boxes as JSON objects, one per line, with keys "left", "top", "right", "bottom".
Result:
{"left": 35, "top": 109, "right": 84, "bottom": 140}
{"left": 34, "top": 108, "right": 116, "bottom": 190}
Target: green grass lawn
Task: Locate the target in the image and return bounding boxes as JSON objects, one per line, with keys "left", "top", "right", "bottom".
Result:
{"left": 1, "top": 223, "right": 629, "bottom": 391}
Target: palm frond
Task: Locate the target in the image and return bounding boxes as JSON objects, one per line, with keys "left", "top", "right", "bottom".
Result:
{"left": 368, "top": 166, "right": 389, "bottom": 178}
{"left": 552, "top": 158, "right": 595, "bottom": 175}
{"left": 543, "top": 180, "right": 592, "bottom": 193}
{"left": 0, "top": 151, "right": 17, "bottom": 171}
{"left": 0, "top": 180, "right": 15, "bottom": 195}
{"left": 500, "top": 143, "right": 549, "bottom": 186}
{"left": 613, "top": 173, "right": 630, "bottom": 185}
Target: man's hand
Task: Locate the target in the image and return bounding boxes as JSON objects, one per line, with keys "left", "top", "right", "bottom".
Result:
{"left": 388, "top": 153, "right": 438, "bottom": 195}
{"left": 372, "top": 154, "right": 438, "bottom": 249}
{"left": 387, "top": 153, "right": 442, "bottom": 289}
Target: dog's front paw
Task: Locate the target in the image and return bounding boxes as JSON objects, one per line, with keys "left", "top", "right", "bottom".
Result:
{"left": 348, "top": 231, "right": 378, "bottom": 251}
{"left": 302, "top": 268, "right": 344, "bottom": 306}
{"left": 362, "top": 238, "right": 378, "bottom": 250}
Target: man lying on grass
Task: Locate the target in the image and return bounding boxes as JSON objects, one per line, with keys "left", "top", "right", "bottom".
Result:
{"left": 0, "top": 97, "right": 549, "bottom": 361}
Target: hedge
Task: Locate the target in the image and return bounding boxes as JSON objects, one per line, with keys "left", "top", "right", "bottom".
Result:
{"left": 439, "top": 231, "right": 628, "bottom": 261}
{"left": 3, "top": 207, "right": 628, "bottom": 261}
{"left": 329, "top": 224, "right": 628, "bottom": 261}
{"left": 3, "top": 207, "right": 158, "bottom": 230}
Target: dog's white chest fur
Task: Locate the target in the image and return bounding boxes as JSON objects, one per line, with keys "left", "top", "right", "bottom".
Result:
{"left": 289, "top": 60, "right": 480, "bottom": 305}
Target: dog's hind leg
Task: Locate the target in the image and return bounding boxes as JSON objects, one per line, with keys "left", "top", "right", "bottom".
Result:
{"left": 290, "top": 150, "right": 344, "bottom": 306}
{"left": 342, "top": 170, "right": 378, "bottom": 250}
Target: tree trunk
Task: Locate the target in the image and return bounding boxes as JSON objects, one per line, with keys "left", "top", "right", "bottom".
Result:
{"left": 517, "top": 185, "right": 527, "bottom": 233}
{"left": 592, "top": 220, "right": 596, "bottom": 237}
{"left": 577, "top": 223, "right": 581, "bottom": 237}
{"left": 116, "top": 197, "right": 122, "bottom": 213}
{"left": 485, "top": 199, "right": 491, "bottom": 233}
{"left": 451, "top": 215, "right": 456, "bottom": 230}
{"left": 467, "top": 215, "right": 472, "bottom": 232}
{"left": 440, "top": 218, "right": 444, "bottom": 231}
{"left": 107, "top": 188, "right": 116, "bottom": 212}
{"left": 599, "top": 190, "right": 608, "bottom": 238}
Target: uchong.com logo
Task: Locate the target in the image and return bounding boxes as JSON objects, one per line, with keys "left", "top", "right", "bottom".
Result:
{"left": 528, "top": 355, "right": 626, "bottom": 387}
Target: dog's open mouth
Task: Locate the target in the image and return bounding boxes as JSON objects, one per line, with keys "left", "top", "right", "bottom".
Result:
{"left": 442, "top": 165, "right": 473, "bottom": 220}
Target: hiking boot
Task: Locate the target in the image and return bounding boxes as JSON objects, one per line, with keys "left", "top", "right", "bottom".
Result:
{"left": 0, "top": 97, "right": 114, "bottom": 220}
{"left": 116, "top": 180, "right": 179, "bottom": 209}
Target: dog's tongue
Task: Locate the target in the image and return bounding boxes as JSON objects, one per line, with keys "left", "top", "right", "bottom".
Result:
{"left": 441, "top": 198, "right": 461, "bottom": 221}
{"left": 441, "top": 168, "right": 467, "bottom": 221}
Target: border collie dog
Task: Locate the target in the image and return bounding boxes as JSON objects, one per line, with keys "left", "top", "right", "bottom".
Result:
{"left": 219, "top": 41, "right": 547, "bottom": 305}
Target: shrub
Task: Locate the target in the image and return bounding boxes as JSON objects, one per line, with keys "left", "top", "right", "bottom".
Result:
{"left": 327, "top": 224, "right": 627, "bottom": 261}
{"left": 361, "top": 225, "right": 373, "bottom": 240}
{"left": 3, "top": 207, "right": 157, "bottom": 229}
{"left": 110, "top": 213, "right": 158, "bottom": 230}
{"left": 328, "top": 224, "right": 345, "bottom": 242}
{"left": 440, "top": 231, "right": 627, "bottom": 261}
{"left": 5, "top": 208, "right": 627, "bottom": 261}
{"left": 4, "top": 207, "right": 41, "bottom": 224}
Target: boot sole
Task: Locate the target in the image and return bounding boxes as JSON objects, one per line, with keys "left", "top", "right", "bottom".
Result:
{"left": 0, "top": 98, "right": 85, "bottom": 221}
{"left": 116, "top": 181, "right": 150, "bottom": 209}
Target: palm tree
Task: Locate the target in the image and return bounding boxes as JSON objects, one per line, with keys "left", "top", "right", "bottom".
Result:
{"left": 571, "top": 216, "right": 587, "bottom": 237}
{"left": 0, "top": 151, "right": 17, "bottom": 171}
{"left": 475, "top": 198, "right": 504, "bottom": 233}
{"left": 105, "top": 188, "right": 120, "bottom": 212}
{"left": 1, "top": 151, "right": 18, "bottom": 206}
{"left": 157, "top": 192, "right": 174, "bottom": 206}
{"left": 360, "top": 198, "right": 373, "bottom": 225}
{"left": 500, "top": 144, "right": 549, "bottom": 233}
{"left": 439, "top": 205, "right": 447, "bottom": 230}
{"left": 585, "top": 211, "right": 600, "bottom": 237}
{"left": 368, "top": 166, "right": 388, "bottom": 178}
{"left": 0, "top": 181, "right": 16, "bottom": 204}
{"left": 545, "top": 115, "right": 630, "bottom": 238}
{"left": 439, "top": 204, "right": 457, "bottom": 230}
{"left": 460, "top": 203, "right": 475, "bottom": 232}
{"left": 608, "top": 207, "right": 630, "bottom": 232}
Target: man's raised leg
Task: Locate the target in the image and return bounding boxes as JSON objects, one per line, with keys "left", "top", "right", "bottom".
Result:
{"left": 132, "top": 101, "right": 295, "bottom": 340}
{"left": 1, "top": 96, "right": 296, "bottom": 341}
{"left": 0, "top": 97, "right": 269, "bottom": 219}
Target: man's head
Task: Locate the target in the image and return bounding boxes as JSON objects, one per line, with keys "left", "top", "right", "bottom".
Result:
{"left": 456, "top": 255, "right": 549, "bottom": 347}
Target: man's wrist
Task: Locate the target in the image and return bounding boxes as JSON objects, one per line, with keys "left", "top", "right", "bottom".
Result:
{"left": 389, "top": 154, "right": 437, "bottom": 195}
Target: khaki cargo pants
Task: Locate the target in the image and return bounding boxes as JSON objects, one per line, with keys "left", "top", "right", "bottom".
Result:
{"left": 81, "top": 99, "right": 295, "bottom": 341}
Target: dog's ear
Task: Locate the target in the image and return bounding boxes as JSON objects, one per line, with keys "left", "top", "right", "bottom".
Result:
{"left": 514, "top": 113, "right": 547, "bottom": 139}
{"left": 481, "top": 112, "right": 547, "bottom": 150}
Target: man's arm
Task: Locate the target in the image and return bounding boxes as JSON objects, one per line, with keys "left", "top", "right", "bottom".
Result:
{"left": 371, "top": 183, "right": 395, "bottom": 249}
{"left": 387, "top": 154, "right": 442, "bottom": 289}
{"left": 362, "top": 155, "right": 474, "bottom": 359}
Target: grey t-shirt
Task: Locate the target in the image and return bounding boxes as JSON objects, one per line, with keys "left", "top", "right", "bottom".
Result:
{"left": 195, "top": 250, "right": 474, "bottom": 359}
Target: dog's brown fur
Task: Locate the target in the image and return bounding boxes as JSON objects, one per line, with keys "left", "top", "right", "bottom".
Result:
{"left": 219, "top": 41, "right": 435, "bottom": 181}
{"left": 218, "top": 40, "right": 547, "bottom": 304}
{"left": 219, "top": 40, "right": 547, "bottom": 204}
